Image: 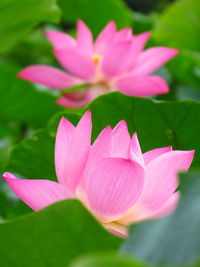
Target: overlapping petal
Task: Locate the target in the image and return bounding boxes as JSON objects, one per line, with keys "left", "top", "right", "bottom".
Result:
{"left": 55, "top": 117, "right": 75, "bottom": 185}
{"left": 115, "top": 28, "right": 132, "bottom": 42}
{"left": 143, "top": 146, "right": 172, "bottom": 165}
{"left": 55, "top": 111, "right": 92, "bottom": 192}
{"left": 129, "top": 133, "right": 144, "bottom": 167}
{"left": 56, "top": 91, "right": 91, "bottom": 108}
{"left": 56, "top": 97, "right": 89, "bottom": 108}
{"left": 111, "top": 120, "right": 131, "bottom": 158}
{"left": 76, "top": 126, "right": 112, "bottom": 201}
{"left": 118, "top": 191, "right": 180, "bottom": 224}
{"left": 101, "top": 41, "right": 134, "bottom": 77}
{"left": 82, "top": 158, "right": 144, "bottom": 223}
{"left": 134, "top": 150, "right": 195, "bottom": 213}
{"left": 54, "top": 47, "right": 95, "bottom": 80}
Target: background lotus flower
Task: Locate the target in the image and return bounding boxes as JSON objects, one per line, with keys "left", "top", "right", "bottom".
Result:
{"left": 2, "top": 111, "right": 194, "bottom": 237}
{"left": 17, "top": 20, "right": 179, "bottom": 108}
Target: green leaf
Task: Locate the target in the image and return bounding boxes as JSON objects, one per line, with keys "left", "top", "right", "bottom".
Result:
{"left": 132, "top": 12, "right": 155, "bottom": 35}
{"left": 0, "top": 122, "right": 21, "bottom": 172}
{"left": 7, "top": 129, "right": 56, "bottom": 180}
{"left": 121, "top": 172, "right": 200, "bottom": 266}
{"left": 50, "top": 93, "right": 200, "bottom": 169}
{"left": 6, "top": 27, "right": 56, "bottom": 67}
{"left": 58, "top": 0, "right": 132, "bottom": 36}
{"left": 153, "top": 0, "right": 200, "bottom": 51}
{"left": 0, "top": 62, "right": 62, "bottom": 128}
{"left": 0, "top": 199, "right": 122, "bottom": 267}
{"left": 70, "top": 253, "right": 149, "bottom": 267}
{"left": 0, "top": 0, "right": 60, "bottom": 54}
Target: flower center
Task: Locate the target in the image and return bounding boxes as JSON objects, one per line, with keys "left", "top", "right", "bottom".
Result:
{"left": 92, "top": 55, "right": 101, "bottom": 65}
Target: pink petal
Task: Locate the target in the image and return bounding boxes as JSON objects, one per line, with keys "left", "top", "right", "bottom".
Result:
{"left": 108, "top": 228, "right": 127, "bottom": 238}
{"left": 105, "top": 222, "right": 127, "bottom": 237}
{"left": 101, "top": 41, "right": 134, "bottom": 78}
{"left": 45, "top": 30, "right": 76, "bottom": 49}
{"left": 83, "top": 126, "right": 112, "bottom": 177}
{"left": 116, "top": 75, "right": 169, "bottom": 97}
{"left": 115, "top": 28, "right": 132, "bottom": 42}
{"left": 2, "top": 172, "right": 73, "bottom": 211}
{"left": 83, "top": 158, "right": 144, "bottom": 223}
{"left": 76, "top": 126, "right": 112, "bottom": 200}
{"left": 61, "top": 111, "right": 92, "bottom": 192}
{"left": 136, "top": 150, "right": 195, "bottom": 212}
{"left": 118, "top": 191, "right": 180, "bottom": 224}
{"left": 129, "top": 133, "right": 144, "bottom": 167}
{"left": 77, "top": 20, "right": 93, "bottom": 54}
{"left": 111, "top": 120, "right": 131, "bottom": 158}
{"left": 84, "top": 84, "right": 111, "bottom": 101}
{"left": 149, "top": 191, "right": 180, "bottom": 219}
{"left": 128, "top": 32, "right": 151, "bottom": 67}
{"left": 143, "top": 146, "right": 172, "bottom": 165}
{"left": 94, "top": 21, "right": 116, "bottom": 55}
{"left": 56, "top": 90, "right": 91, "bottom": 108}
{"left": 132, "top": 31, "right": 151, "bottom": 55}
{"left": 55, "top": 117, "right": 75, "bottom": 185}
{"left": 17, "top": 65, "right": 77, "bottom": 89}
{"left": 57, "top": 97, "right": 90, "bottom": 108}
{"left": 55, "top": 47, "right": 95, "bottom": 80}
{"left": 133, "top": 47, "right": 179, "bottom": 75}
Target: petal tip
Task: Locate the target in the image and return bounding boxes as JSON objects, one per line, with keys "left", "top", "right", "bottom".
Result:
{"left": 110, "top": 20, "right": 116, "bottom": 26}
{"left": 173, "top": 48, "right": 179, "bottom": 56}
{"left": 77, "top": 18, "right": 83, "bottom": 23}
{"left": 44, "top": 29, "right": 51, "bottom": 36}
{"left": 2, "top": 172, "right": 16, "bottom": 180}
{"left": 190, "top": 149, "right": 196, "bottom": 158}
{"left": 132, "top": 132, "right": 138, "bottom": 139}
{"left": 83, "top": 110, "right": 91, "bottom": 119}
{"left": 141, "top": 31, "right": 152, "bottom": 38}
{"left": 59, "top": 116, "right": 68, "bottom": 125}
{"left": 16, "top": 70, "right": 25, "bottom": 79}
{"left": 44, "top": 29, "right": 57, "bottom": 41}
{"left": 166, "top": 47, "right": 179, "bottom": 58}
{"left": 113, "top": 120, "right": 128, "bottom": 131}
{"left": 104, "top": 125, "right": 112, "bottom": 132}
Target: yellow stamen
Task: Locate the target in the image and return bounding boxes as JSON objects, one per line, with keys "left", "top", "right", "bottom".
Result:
{"left": 92, "top": 55, "right": 101, "bottom": 65}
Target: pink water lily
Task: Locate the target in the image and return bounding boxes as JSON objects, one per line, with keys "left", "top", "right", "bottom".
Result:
{"left": 18, "top": 20, "right": 179, "bottom": 108}
{"left": 2, "top": 111, "right": 194, "bottom": 237}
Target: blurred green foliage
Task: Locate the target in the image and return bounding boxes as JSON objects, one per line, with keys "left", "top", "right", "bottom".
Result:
{"left": 58, "top": 0, "right": 132, "bottom": 36}
{"left": 0, "top": 199, "right": 122, "bottom": 267}
{"left": 0, "top": 0, "right": 60, "bottom": 54}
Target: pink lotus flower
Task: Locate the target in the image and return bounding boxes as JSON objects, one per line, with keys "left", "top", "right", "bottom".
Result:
{"left": 2, "top": 111, "right": 194, "bottom": 237}
{"left": 18, "top": 20, "right": 179, "bottom": 108}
